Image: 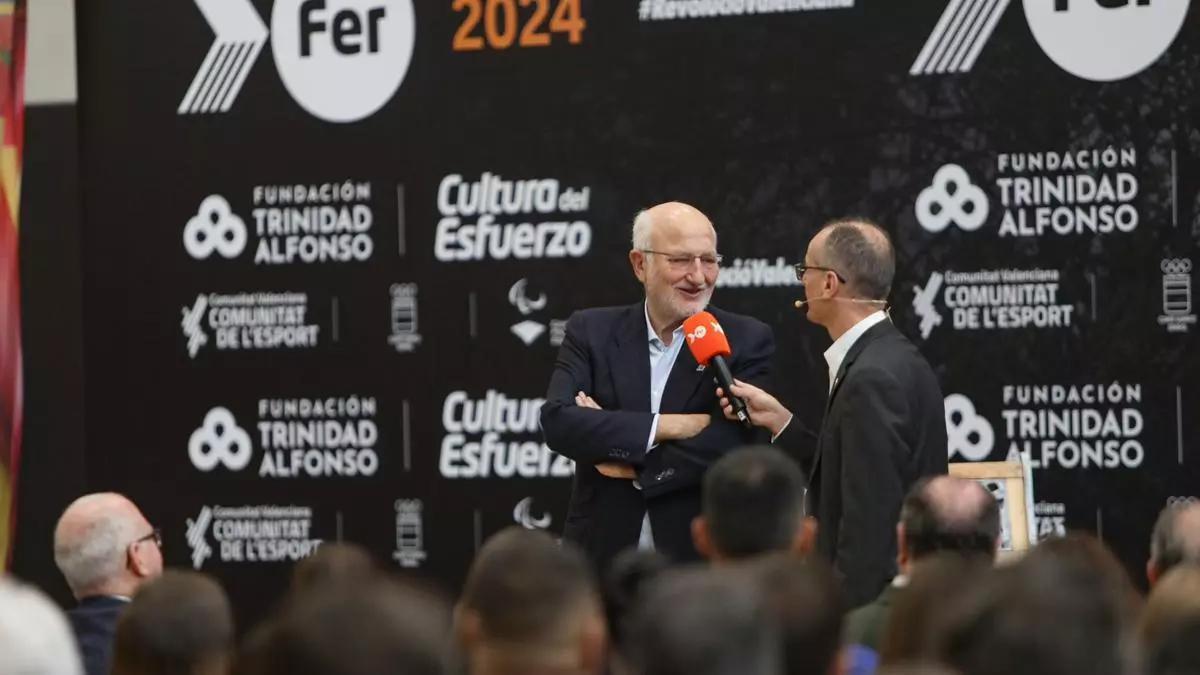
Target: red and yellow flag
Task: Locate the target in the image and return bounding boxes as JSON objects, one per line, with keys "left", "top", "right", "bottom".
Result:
{"left": 0, "top": 0, "right": 25, "bottom": 570}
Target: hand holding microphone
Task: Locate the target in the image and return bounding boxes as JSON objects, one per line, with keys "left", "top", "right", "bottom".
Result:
{"left": 716, "top": 379, "right": 792, "bottom": 437}
{"left": 683, "top": 311, "right": 753, "bottom": 429}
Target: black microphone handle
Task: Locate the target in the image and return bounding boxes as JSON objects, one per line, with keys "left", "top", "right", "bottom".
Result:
{"left": 710, "top": 354, "right": 753, "bottom": 429}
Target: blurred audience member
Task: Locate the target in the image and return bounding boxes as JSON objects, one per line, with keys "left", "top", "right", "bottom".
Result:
{"left": 1140, "top": 564, "right": 1200, "bottom": 675}
{"left": 601, "top": 549, "right": 670, "bottom": 653}
{"left": 847, "top": 475, "right": 999, "bottom": 652}
{"left": 112, "top": 571, "right": 233, "bottom": 675}
{"left": 1147, "top": 501, "right": 1200, "bottom": 586}
{"left": 621, "top": 567, "right": 779, "bottom": 675}
{"left": 0, "top": 576, "right": 84, "bottom": 675}
{"left": 932, "top": 538, "right": 1138, "bottom": 675}
{"left": 456, "top": 528, "right": 606, "bottom": 675}
{"left": 691, "top": 446, "right": 814, "bottom": 563}
{"left": 748, "top": 554, "right": 843, "bottom": 675}
{"left": 290, "top": 542, "right": 379, "bottom": 594}
{"left": 878, "top": 553, "right": 990, "bottom": 666}
{"left": 241, "top": 578, "right": 450, "bottom": 675}
{"left": 54, "top": 493, "right": 163, "bottom": 675}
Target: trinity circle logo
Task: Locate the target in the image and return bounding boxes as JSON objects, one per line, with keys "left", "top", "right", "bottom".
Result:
{"left": 189, "top": 407, "right": 254, "bottom": 471}
{"left": 184, "top": 196, "right": 247, "bottom": 260}
{"left": 945, "top": 394, "right": 995, "bottom": 462}
{"left": 1024, "top": 0, "right": 1190, "bottom": 82}
{"left": 271, "top": 0, "right": 415, "bottom": 123}
{"left": 916, "top": 165, "right": 989, "bottom": 233}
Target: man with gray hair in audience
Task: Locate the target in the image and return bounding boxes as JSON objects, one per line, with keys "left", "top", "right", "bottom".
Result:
{"left": 0, "top": 576, "right": 85, "bottom": 675}
{"left": 845, "top": 475, "right": 1000, "bottom": 653}
{"left": 54, "top": 492, "right": 163, "bottom": 675}
{"left": 1147, "top": 499, "right": 1200, "bottom": 587}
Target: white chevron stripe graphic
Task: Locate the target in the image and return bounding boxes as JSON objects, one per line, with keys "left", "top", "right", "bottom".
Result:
{"left": 178, "top": 0, "right": 268, "bottom": 115}
{"left": 910, "top": 0, "right": 1011, "bottom": 76}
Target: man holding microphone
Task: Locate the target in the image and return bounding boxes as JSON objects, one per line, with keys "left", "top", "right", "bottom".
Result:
{"left": 540, "top": 202, "right": 774, "bottom": 569}
{"left": 721, "top": 218, "right": 947, "bottom": 608}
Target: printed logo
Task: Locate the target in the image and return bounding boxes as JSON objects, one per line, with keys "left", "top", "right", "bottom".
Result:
{"left": 186, "top": 504, "right": 321, "bottom": 569}
{"left": 1025, "top": 0, "right": 1190, "bottom": 82}
{"left": 918, "top": 148, "right": 1143, "bottom": 238}
{"left": 186, "top": 182, "right": 378, "bottom": 265}
{"left": 182, "top": 292, "right": 320, "bottom": 358}
{"left": 189, "top": 398, "right": 381, "bottom": 478}
{"left": 1034, "top": 501, "right": 1067, "bottom": 541}
{"left": 189, "top": 407, "right": 254, "bottom": 472}
{"left": 389, "top": 283, "right": 423, "bottom": 352}
{"left": 392, "top": 499, "right": 427, "bottom": 568}
{"left": 184, "top": 195, "right": 248, "bottom": 259}
{"left": 715, "top": 257, "right": 801, "bottom": 289}
{"left": 915, "top": 164, "right": 989, "bottom": 233}
{"left": 182, "top": 0, "right": 415, "bottom": 122}
{"left": 1002, "top": 382, "right": 1145, "bottom": 470}
{"left": 513, "top": 497, "right": 552, "bottom": 530}
{"left": 945, "top": 393, "right": 995, "bottom": 461}
{"left": 510, "top": 279, "right": 548, "bottom": 346}
{"left": 911, "top": 269, "right": 1075, "bottom": 340}
{"left": 178, "top": 0, "right": 268, "bottom": 114}
{"left": 434, "top": 173, "right": 593, "bottom": 262}
{"left": 912, "top": 0, "right": 1189, "bottom": 81}
{"left": 506, "top": 279, "right": 566, "bottom": 348}
{"left": 440, "top": 390, "right": 574, "bottom": 479}
{"left": 1159, "top": 258, "right": 1196, "bottom": 333}
{"left": 186, "top": 506, "right": 214, "bottom": 569}
{"left": 637, "top": 0, "right": 855, "bottom": 21}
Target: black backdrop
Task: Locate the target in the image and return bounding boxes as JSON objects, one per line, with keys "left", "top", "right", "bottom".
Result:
{"left": 21, "top": 0, "right": 1198, "bottom": 625}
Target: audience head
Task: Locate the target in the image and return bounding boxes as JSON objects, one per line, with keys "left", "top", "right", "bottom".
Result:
{"left": 932, "top": 538, "right": 1138, "bottom": 675}
{"left": 243, "top": 578, "right": 450, "bottom": 675}
{"left": 456, "top": 528, "right": 605, "bottom": 675}
{"left": 112, "top": 571, "right": 233, "bottom": 675}
{"left": 879, "top": 553, "right": 992, "bottom": 666}
{"left": 290, "top": 542, "right": 379, "bottom": 594}
{"left": 748, "top": 554, "right": 843, "bottom": 675}
{"left": 1148, "top": 501, "right": 1200, "bottom": 586}
{"left": 1140, "top": 564, "right": 1200, "bottom": 675}
{"left": 1027, "top": 533, "right": 1141, "bottom": 619}
{"left": 0, "top": 576, "right": 84, "bottom": 675}
{"left": 622, "top": 566, "right": 780, "bottom": 675}
{"left": 602, "top": 548, "right": 670, "bottom": 651}
{"left": 692, "top": 445, "right": 813, "bottom": 562}
{"left": 54, "top": 492, "right": 162, "bottom": 599}
{"left": 898, "top": 475, "right": 1000, "bottom": 573}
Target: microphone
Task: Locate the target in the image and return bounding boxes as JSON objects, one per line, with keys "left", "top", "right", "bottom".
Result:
{"left": 793, "top": 297, "right": 888, "bottom": 310}
{"left": 682, "top": 311, "right": 753, "bottom": 429}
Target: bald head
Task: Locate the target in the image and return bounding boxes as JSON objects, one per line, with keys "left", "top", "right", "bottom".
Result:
{"left": 1149, "top": 502, "right": 1200, "bottom": 585}
{"left": 813, "top": 218, "right": 894, "bottom": 300}
{"left": 631, "top": 202, "right": 716, "bottom": 251}
{"left": 899, "top": 476, "right": 999, "bottom": 565}
{"left": 54, "top": 493, "right": 161, "bottom": 599}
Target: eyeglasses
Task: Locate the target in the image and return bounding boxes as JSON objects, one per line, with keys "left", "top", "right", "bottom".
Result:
{"left": 793, "top": 264, "right": 847, "bottom": 285}
{"left": 641, "top": 250, "right": 723, "bottom": 270}
{"left": 133, "top": 527, "right": 162, "bottom": 549}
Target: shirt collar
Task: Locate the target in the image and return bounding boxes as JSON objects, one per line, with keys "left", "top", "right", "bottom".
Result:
{"left": 644, "top": 302, "right": 684, "bottom": 348}
{"left": 823, "top": 310, "right": 887, "bottom": 377}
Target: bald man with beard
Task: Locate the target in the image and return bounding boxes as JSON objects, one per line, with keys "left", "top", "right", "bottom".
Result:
{"left": 54, "top": 493, "right": 163, "bottom": 675}
{"left": 541, "top": 202, "right": 776, "bottom": 568}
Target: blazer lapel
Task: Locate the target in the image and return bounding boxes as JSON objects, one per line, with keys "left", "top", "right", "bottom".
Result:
{"left": 811, "top": 318, "right": 896, "bottom": 482}
{"left": 659, "top": 341, "right": 706, "bottom": 413}
{"left": 610, "top": 304, "right": 651, "bottom": 412}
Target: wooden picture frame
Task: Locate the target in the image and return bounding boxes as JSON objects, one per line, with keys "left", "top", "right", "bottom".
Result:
{"left": 949, "top": 460, "right": 1036, "bottom": 563}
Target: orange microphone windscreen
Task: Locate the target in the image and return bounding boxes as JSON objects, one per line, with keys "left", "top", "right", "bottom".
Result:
{"left": 682, "top": 311, "right": 732, "bottom": 366}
